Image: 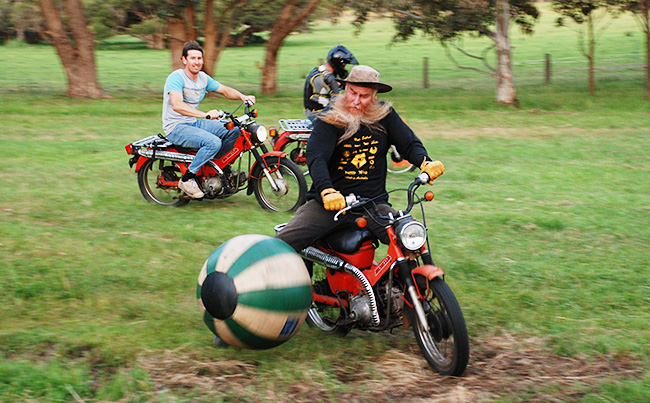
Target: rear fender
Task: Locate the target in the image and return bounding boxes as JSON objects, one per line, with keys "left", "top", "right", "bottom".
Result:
{"left": 246, "top": 151, "right": 288, "bottom": 195}
{"left": 132, "top": 156, "right": 150, "bottom": 172}
{"left": 272, "top": 133, "right": 293, "bottom": 151}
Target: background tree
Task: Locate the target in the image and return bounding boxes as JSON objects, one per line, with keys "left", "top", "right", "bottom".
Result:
{"left": 38, "top": 0, "right": 105, "bottom": 98}
{"left": 202, "top": 0, "right": 242, "bottom": 76}
{"left": 623, "top": 0, "right": 650, "bottom": 97}
{"left": 552, "top": 0, "right": 625, "bottom": 95}
{"left": 7, "top": 0, "right": 43, "bottom": 43}
{"left": 346, "top": 0, "right": 539, "bottom": 106}
{"left": 260, "top": 0, "right": 321, "bottom": 94}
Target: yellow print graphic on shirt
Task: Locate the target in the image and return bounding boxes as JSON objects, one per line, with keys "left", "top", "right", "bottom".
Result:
{"left": 337, "top": 135, "right": 380, "bottom": 180}
{"left": 351, "top": 153, "right": 367, "bottom": 169}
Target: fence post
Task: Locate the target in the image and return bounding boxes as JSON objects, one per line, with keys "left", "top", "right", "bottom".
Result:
{"left": 545, "top": 53, "right": 551, "bottom": 83}
{"left": 423, "top": 57, "right": 429, "bottom": 89}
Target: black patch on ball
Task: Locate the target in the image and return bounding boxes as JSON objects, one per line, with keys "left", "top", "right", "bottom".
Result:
{"left": 201, "top": 272, "right": 238, "bottom": 320}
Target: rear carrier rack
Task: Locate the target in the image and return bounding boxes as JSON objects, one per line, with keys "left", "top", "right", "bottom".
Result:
{"left": 279, "top": 119, "right": 313, "bottom": 132}
{"left": 132, "top": 135, "right": 172, "bottom": 149}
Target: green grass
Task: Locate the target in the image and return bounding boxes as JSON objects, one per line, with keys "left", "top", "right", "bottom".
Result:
{"left": 1, "top": 5, "right": 650, "bottom": 402}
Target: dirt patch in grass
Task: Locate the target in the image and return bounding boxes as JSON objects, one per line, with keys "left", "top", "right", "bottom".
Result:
{"left": 139, "top": 332, "right": 640, "bottom": 402}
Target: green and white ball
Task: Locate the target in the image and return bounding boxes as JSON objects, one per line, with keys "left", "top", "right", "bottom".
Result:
{"left": 197, "top": 234, "right": 312, "bottom": 349}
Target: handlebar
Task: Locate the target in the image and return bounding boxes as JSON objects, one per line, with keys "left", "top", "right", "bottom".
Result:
{"left": 333, "top": 172, "right": 431, "bottom": 221}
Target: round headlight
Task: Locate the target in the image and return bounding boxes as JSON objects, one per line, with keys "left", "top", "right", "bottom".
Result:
{"left": 255, "top": 125, "right": 268, "bottom": 143}
{"left": 397, "top": 221, "right": 426, "bottom": 251}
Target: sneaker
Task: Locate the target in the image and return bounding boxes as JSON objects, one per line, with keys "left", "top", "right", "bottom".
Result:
{"left": 178, "top": 178, "right": 204, "bottom": 199}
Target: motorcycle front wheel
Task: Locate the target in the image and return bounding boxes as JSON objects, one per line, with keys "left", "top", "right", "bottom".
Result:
{"left": 408, "top": 276, "right": 469, "bottom": 376}
{"left": 252, "top": 157, "right": 307, "bottom": 212}
{"left": 137, "top": 158, "right": 189, "bottom": 207}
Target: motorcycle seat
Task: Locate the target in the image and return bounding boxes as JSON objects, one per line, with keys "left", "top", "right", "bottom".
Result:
{"left": 320, "top": 227, "right": 376, "bottom": 254}
{"left": 173, "top": 145, "right": 199, "bottom": 153}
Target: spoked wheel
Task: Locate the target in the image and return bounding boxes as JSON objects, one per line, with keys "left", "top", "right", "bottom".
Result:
{"left": 305, "top": 267, "right": 352, "bottom": 336}
{"left": 137, "top": 158, "right": 189, "bottom": 207}
{"left": 252, "top": 157, "right": 307, "bottom": 212}
{"left": 409, "top": 276, "right": 469, "bottom": 376}
{"left": 387, "top": 146, "right": 415, "bottom": 174}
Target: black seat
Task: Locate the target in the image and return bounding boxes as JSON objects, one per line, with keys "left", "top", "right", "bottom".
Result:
{"left": 319, "top": 227, "right": 376, "bottom": 254}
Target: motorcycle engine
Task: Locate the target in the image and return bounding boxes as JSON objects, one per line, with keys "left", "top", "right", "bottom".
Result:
{"left": 203, "top": 176, "right": 223, "bottom": 196}
{"left": 350, "top": 294, "right": 373, "bottom": 326}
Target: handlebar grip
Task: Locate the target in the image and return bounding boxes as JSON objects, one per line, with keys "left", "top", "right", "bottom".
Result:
{"left": 417, "top": 172, "right": 430, "bottom": 185}
{"left": 205, "top": 115, "right": 212, "bottom": 120}
{"left": 334, "top": 194, "right": 359, "bottom": 222}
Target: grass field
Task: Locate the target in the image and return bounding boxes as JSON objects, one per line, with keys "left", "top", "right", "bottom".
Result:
{"left": 1, "top": 6, "right": 650, "bottom": 402}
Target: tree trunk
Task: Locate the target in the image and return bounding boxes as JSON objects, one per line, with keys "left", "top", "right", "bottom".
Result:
{"left": 261, "top": 0, "right": 321, "bottom": 95}
{"left": 38, "top": 0, "right": 105, "bottom": 98}
{"left": 236, "top": 27, "right": 255, "bottom": 47}
{"left": 587, "top": 13, "right": 596, "bottom": 95}
{"left": 494, "top": 0, "right": 517, "bottom": 106}
{"left": 203, "top": 0, "right": 242, "bottom": 77}
{"left": 167, "top": 17, "right": 189, "bottom": 70}
{"left": 642, "top": 1, "right": 650, "bottom": 98}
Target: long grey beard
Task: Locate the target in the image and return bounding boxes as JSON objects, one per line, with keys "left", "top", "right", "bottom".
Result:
{"left": 320, "top": 97, "right": 392, "bottom": 145}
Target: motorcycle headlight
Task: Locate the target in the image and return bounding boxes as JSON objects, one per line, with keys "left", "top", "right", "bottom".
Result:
{"left": 396, "top": 220, "right": 426, "bottom": 251}
{"left": 250, "top": 124, "right": 267, "bottom": 144}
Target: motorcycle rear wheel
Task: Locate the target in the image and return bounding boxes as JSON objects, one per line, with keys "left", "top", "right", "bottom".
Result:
{"left": 252, "top": 157, "right": 306, "bottom": 212}
{"left": 137, "top": 158, "right": 189, "bottom": 207}
{"left": 280, "top": 142, "right": 310, "bottom": 177}
{"left": 387, "top": 147, "right": 415, "bottom": 174}
{"left": 409, "top": 276, "right": 469, "bottom": 376}
{"left": 305, "top": 267, "right": 352, "bottom": 335}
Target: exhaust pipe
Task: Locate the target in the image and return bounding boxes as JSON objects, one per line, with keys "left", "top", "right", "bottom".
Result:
{"left": 300, "top": 247, "right": 380, "bottom": 326}
{"left": 135, "top": 148, "right": 222, "bottom": 173}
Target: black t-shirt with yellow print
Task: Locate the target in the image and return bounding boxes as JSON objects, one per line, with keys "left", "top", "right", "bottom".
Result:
{"left": 306, "top": 105, "right": 430, "bottom": 203}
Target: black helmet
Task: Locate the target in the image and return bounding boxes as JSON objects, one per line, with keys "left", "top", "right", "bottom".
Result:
{"left": 327, "top": 45, "right": 359, "bottom": 79}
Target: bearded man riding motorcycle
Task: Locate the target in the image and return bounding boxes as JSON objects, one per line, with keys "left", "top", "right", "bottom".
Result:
{"left": 303, "top": 45, "right": 358, "bottom": 122}
{"left": 276, "top": 65, "right": 445, "bottom": 253}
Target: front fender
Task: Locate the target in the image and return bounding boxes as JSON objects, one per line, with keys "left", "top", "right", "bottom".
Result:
{"left": 412, "top": 264, "right": 445, "bottom": 280}
{"left": 246, "top": 151, "right": 288, "bottom": 195}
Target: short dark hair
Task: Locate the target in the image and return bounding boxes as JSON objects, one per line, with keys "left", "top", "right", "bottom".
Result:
{"left": 182, "top": 41, "right": 204, "bottom": 58}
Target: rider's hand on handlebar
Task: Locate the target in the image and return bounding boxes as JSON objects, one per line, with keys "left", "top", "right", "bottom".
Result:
{"left": 321, "top": 188, "right": 346, "bottom": 211}
{"left": 242, "top": 95, "right": 256, "bottom": 105}
{"left": 420, "top": 160, "right": 445, "bottom": 185}
{"left": 205, "top": 109, "right": 225, "bottom": 120}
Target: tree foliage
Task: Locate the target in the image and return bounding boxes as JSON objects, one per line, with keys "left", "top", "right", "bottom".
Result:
{"left": 552, "top": 0, "right": 626, "bottom": 95}
{"left": 343, "top": 0, "right": 539, "bottom": 105}
{"left": 620, "top": 0, "right": 650, "bottom": 97}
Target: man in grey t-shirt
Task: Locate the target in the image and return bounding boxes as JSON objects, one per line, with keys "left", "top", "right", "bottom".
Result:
{"left": 163, "top": 41, "right": 256, "bottom": 199}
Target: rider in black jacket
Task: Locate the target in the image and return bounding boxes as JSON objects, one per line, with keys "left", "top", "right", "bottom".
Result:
{"left": 278, "top": 65, "right": 445, "bottom": 252}
{"left": 303, "top": 45, "right": 358, "bottom": 121}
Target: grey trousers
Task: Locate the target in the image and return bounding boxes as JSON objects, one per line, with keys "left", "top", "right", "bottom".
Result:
{"left": 274, "top": 199, "right": 396, "bottom": 252}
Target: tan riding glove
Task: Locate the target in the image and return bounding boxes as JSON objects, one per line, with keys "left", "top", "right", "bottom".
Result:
{"left": 321, "top": 188, "right": 346, "bottom": 211}
{"left": 420, "top": 160, "right": 445, "bottom": 184}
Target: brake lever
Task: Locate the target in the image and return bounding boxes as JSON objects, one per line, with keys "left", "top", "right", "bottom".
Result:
{"left": 334, "top": 194, "right": 360, "bottom": 221}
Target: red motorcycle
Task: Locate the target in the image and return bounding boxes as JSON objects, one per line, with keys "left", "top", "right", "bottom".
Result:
{"left": 125, "top": 102, "right": 307, "bottom": 211}
{"left": 269, "top": 118, "right": 415, "bottom": 174}
{"left": 275, "top": 173, "right": 469, "bottom": 376}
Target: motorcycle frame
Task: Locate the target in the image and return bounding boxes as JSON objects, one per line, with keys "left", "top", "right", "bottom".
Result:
{"left": 128, "top": 126, "right": 289, "bottom": 194}
{"left": 313, "top": 224, "right": 446, "bottom": 312}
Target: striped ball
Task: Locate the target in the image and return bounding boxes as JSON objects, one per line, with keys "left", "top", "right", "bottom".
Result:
{"left": 197, "top": 234, "right": 312, "bottom": 349}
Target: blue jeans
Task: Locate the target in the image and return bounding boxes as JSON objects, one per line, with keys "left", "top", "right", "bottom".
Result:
{"left": 167, "top": 119, "right": 238, "bottom": 174}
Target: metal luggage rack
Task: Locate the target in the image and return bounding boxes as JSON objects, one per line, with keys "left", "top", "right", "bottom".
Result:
{"left": 132, "top": 134, "right": 173, "bottom": 149}
{"left": 279, "top": 119, "right": 313, "bottom": 132}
